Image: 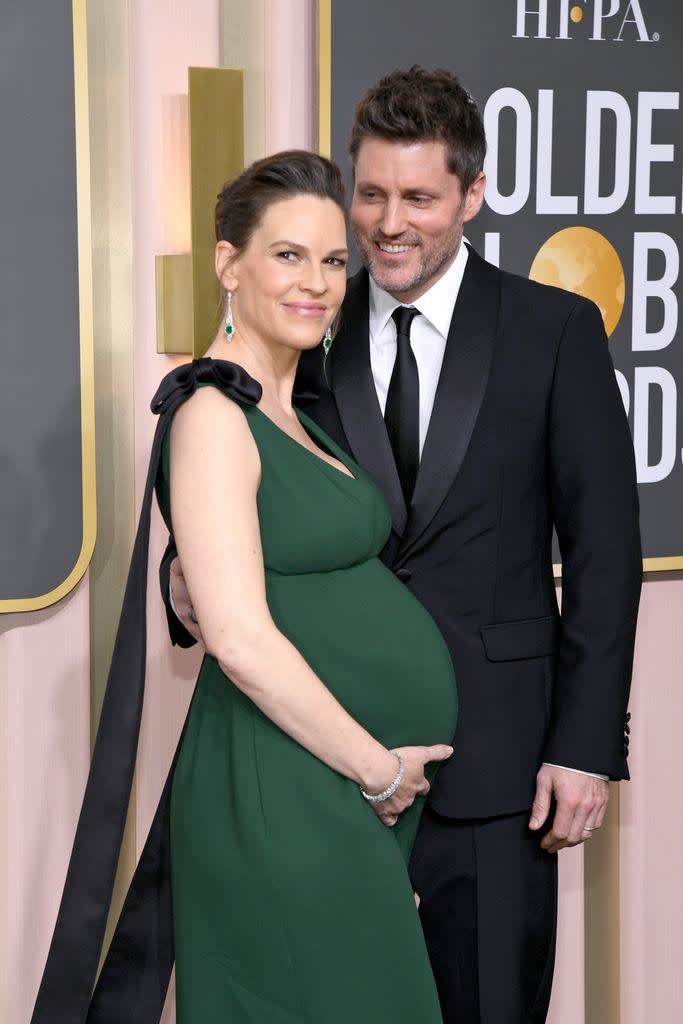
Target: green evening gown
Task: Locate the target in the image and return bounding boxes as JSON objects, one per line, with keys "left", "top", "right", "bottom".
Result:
{"left": 156, "top": 382, "right": 458, "bottom": 1023}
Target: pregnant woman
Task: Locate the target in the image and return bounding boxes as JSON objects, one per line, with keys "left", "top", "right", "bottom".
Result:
{"left": 32, "top": 151, "right": 457, "bottom": 1024}
{"left": 166, "top": 150, "right": 457, "bottom": 1023}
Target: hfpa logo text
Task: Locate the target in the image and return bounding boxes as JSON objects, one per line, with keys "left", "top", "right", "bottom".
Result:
{"left": 514, "top": 1, "right": 659, "bottom": 42}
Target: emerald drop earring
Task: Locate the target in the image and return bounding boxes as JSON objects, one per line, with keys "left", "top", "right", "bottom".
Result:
{"left": 224, "top": 291, "right": 235, "bottom": 340}
{"left": 323, "top": 326, "right": 332, "bottom": 354}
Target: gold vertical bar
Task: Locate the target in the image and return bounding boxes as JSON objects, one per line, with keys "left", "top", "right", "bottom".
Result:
{"left": 71, "top": 0, "right": 97, "bottom": 598}
{"left": 188, "top": 67, "right": 244, "bottom": 357}
{"left": 85, "top": 0, "right": 136, "bottom": 969}
{"left": 155, "top": 254, "right": 193, "bottom": 354}
{"left": 584, "top": 784, "right": 621, "bottom": 1024}
{"left": 317, "top": 0, "right": 332, "bottom": 157}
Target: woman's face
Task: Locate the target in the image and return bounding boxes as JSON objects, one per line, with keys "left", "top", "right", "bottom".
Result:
{"left": 217, "top": 194, "right": 348, "bottom": 354}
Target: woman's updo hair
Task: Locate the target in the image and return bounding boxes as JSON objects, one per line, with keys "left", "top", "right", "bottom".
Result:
{"left": 215, "top": 150, "right": 347, "bottom": 249}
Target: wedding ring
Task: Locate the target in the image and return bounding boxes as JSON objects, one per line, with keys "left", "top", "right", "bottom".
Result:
{"left": 187, "top": 605, "right": 198, "bottom": 624}
{"left": 582, "top": 825, "right": 598, "bottom": 832}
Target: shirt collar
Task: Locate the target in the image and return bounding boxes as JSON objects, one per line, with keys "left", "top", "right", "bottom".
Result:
{"left": 368, "top": 240, "right": 469, "bottom": 345}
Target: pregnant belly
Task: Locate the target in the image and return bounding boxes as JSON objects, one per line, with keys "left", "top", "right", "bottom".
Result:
{"left": 265, "top": 558, "right": 458, "bottom": 750}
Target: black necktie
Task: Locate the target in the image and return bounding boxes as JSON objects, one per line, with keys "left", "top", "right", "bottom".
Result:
{"left": 385, "top": 306, "right": 420, "bottom": 505}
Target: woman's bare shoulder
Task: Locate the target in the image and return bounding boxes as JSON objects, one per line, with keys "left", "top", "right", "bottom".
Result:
{"left": 170, "top": 384, "right": 261, "bottom": 476}
{"left": 172, "top": 382, "right": 253, "bottom": 424}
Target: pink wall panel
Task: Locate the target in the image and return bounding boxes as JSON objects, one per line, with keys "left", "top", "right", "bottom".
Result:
{"left": 0, "top": 577, "right": 90, "bottom": 1022}
{"left": 620, "top": 577, "right": 683, "bottom": 1023}
{"left": 264, "top": 0, "right": 316, "bottom": 152}
{"left": 128, "top": 0, "right": 217, "bottom": 847}
{"left": 548, "top": 846, "right": 585, "bottom": 1024}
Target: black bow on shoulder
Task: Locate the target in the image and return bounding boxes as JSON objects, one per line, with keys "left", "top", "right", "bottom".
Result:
{"left": 151, "top": 357, "right": 262, "bottom": 415}
{"left": 31, "top": 359, "right": 261, "bottom": 1024}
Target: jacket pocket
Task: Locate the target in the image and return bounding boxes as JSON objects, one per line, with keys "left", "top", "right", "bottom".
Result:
{"left": 480, "top": 614, "right": 559, "bottom": 662}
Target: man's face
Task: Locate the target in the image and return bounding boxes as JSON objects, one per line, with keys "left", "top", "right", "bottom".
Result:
{"left": 351, "top": 137, "right": 485, "bottom": 302}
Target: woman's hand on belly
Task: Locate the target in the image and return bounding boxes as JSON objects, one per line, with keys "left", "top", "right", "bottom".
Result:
{"left": 370, "top": 744, "right": 453, "bottom": 828}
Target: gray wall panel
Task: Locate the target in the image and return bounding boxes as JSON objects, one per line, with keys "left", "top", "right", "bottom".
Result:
{"left": 1, "top": 0, "right": 93, "bottom": 605}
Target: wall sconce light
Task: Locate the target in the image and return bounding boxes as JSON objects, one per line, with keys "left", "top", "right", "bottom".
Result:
{"left": 156, "top": 67, "right": 244, "bottom": 356}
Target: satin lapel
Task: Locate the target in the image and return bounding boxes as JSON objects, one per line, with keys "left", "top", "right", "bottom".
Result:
{"left": 329, "top": 269, "right": 408, "bottom": 536}
{"left": 398, "top": 247, "right": 500, "bottom": 559}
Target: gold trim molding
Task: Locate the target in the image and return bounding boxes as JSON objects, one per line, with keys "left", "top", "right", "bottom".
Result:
{"left": 317, "top": 0, "right": 331, "bottom": 157}
{"left": 584, "top": 786, "right": 621, "bottom": 1023}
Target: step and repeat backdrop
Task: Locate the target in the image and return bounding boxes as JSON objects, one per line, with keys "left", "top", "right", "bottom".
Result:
{"left": 0, "top": 0, "right": 95, "bottom": 612}
{"left": 322, "top": 0, "right": 682, "bottom": 570}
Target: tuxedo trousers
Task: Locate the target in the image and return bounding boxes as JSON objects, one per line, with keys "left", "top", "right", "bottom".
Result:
{"left": 409, "top": 805, "right": 558, "bottom": 1024}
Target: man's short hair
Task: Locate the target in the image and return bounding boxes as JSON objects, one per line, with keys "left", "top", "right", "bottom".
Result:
{"left": 349, "top": 66, "right": 487, "bottom": 192}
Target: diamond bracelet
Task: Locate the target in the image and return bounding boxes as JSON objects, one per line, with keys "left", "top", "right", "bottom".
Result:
{"left": 359, "top": 751, "right": 405, "bottom": 804}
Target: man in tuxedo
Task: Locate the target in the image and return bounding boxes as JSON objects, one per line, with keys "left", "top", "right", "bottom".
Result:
{"left": 166, "top": 67, "right": 641, "bottom": 1022}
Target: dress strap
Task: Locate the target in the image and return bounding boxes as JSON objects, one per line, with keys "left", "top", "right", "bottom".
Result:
{"left": 31, "top": 360, "right": 261, "bottom": 1024}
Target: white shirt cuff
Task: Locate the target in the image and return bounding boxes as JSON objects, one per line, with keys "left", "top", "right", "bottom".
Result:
{"left": 543, "top": 762, "right": 608, "bottom": 782}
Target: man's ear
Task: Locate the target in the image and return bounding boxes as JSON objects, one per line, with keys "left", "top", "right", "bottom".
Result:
{"left": 215, "top": 240, "right": 239, "bottom": 292}
{"left": 463, "top": 172, "right": 486, "bottom": 223}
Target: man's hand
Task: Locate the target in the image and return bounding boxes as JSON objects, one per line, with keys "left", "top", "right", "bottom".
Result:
{"left": 529, "top": 764, "right": 609, "bottom": 853}
{"left": 169, "top": 556, "right": 204, "bottom": 644}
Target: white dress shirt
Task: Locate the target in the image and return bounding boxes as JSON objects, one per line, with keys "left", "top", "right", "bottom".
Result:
{"left": 369, "top": 242, "right": 468, "bottom": 456}
{"left": 367, "top": 242, "right": 607, "bottom": 784}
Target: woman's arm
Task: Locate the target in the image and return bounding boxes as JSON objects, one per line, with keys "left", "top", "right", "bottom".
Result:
{"left": 170, "top": 387, "right": 437, "bottom": 798}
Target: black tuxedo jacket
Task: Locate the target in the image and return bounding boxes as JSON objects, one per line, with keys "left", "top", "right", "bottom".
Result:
{"left": 292, "top": 246, "right": 641, "bottom": 818}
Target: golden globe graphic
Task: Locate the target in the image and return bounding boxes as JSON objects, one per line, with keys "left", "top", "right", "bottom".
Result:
{"left": 528, "top": 227, "right": 626, "bottom": 338}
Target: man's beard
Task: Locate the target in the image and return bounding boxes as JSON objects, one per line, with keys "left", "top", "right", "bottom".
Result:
{"left": 353, "top": 226, "right": 461, "bottom": 296}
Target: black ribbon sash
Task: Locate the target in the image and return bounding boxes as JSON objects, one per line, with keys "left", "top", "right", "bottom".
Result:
{"left": 31, "top": 359, "right": 262, "bottom": 1024}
